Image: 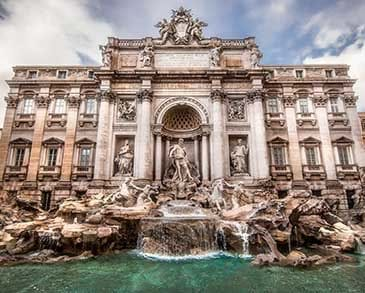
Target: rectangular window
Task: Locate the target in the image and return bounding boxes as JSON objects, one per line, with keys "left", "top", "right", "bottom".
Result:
{"left": 305, "top": 147, "right": 317, "bottom": 165}
{"left": 330, "top": 97, "right": 339, "bottom": 113}
{"left": 338, "top": 146, "right": 350, "bottom": 165}
{"left": 325, "top": 70, "right": 333, "bottom": 78}
{"left": 57, "top": 70, "right": 67, "bottom": 79}
{"left": 23, "top": 98, "right": 34, "bottom": 114}
{"left": 85, "top": 98, "right": 96, "bottom": 114}
{"left": 298, "top": 98, "right": 309, "bottom": 113}
{"left": 267, "top": 98, "right": 279, "bottom": 113}
{"left": 295, "top": 70, "right": 303, "bottom": 78}
{"left": 14, "top": 148, "right": 25, "bottom": 167}
{"left": 28, "top": 71, "right": 38, "bottom": 79}
{"left": 54, "top": 97, "right": 65, "bottom": 114}
{"left": 272, "top": 146, "right": 285, "bottom": 166}
{"left": 47, "top": 148, "right": 58, "bottom": 167}
{"left": 79, "top": 147, "right": 91, "bottom": 166}
{"left": 88, "top": 71, "right": 94, "bottom": 79}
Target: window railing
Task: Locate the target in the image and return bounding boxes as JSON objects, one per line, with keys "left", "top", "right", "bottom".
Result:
{"left": 4, "top": 165, "right": 28, "bottom": 180}
{"left": 72, "top": 165, "right": 94, "bottom": 180}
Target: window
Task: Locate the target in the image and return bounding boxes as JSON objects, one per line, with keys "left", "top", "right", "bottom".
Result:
{"left": 54, "top": 97, "right": 66, "bottom": 114}
{"left": 88, "top": 71, "right": 94, "bottom": 79}
{"left": 23, "top": 98, "right": 34, "bottom": 114}
{"left": 47, "top": 148, "right": 58, "bottom": 166}
{"left": 28, "top": 70, "right": 38, "bottom": 79}
{"left": 57, "top": 70, "right": 67, "bottom": 79}
{"left": 298, "top": 98, "right": 309, "bottom": 113}
{"left": 295, "top": 70, "right": 304, "bottom": 78}
{"left": 14, "top": 148, "right": 25, "bottom": 166}
{"left": 85, "top": 97, "right": 96, "bottom": 114}
{"left": 305, "top": 147, "right": 317, "bottom": 165}
{"left": 267, "top": 98, "right": 279, "bottom": 113}
{"left": 79, "top": 147, "right": 91, "bottom": 166}
{"left": 272, "top": 146, "right": 285, "bottom": 166}
{"left": 337, "top": 146, "right": 351, "bottom": 165}
{"left": 325, "top": 70, "right": 333, "bottom": 78}
{"left": 330, "top": 97, "right": 339, "bottom": 113}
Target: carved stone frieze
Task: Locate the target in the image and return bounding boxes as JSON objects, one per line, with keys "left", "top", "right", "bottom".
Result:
{"left": 313, "top": 95, "right": 328, "bottom": 107}
{"left": 343, "top": 95, "right": 357, "bottom": 107}
{"left": 118, "top": 100, "right": 136, "bottom": 121}
{"left": 227, "top": 99, "right": 245, "bottom": 121}
{"left": 35, "top": 94, "right": 51, "bottom": 108}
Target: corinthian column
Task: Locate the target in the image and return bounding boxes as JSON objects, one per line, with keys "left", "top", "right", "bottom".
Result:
{"left": 211, "top": 89, "right": 225, "bottom": 180}
{"left": 247, "top": 88, "right": 269, "bottom": 179}
{"left": 0, "top": 94, "right": 19, "bottom": 180}
{"left": 134, "top": 89, "right": 153, "bottom": 180}
{"left": 94, "top": 89, "right": 115, "bottom": 180}
{"left": 27, "top": 92, "right": 51, "bottom": 181}
{"left": 313, "top": 93, "right": 336, "bottom": 179}
{"left": 61, "top": 91, "right": 81, "bottom": 181}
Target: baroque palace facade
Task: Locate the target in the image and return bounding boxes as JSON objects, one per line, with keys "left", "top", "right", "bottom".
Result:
{"left": 1, "top": 7, "right": 364, "bottom": 211}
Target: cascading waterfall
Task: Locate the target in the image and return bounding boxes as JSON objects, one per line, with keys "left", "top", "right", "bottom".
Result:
{"left": 230, "top": 221, "right": 250, "bottom": 256}
{"left": 355, "top": 237, "right": 365, "bottom": 255}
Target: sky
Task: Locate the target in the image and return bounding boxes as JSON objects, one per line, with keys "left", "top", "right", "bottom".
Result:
{"left": 0, "top": 0, "right": 364, "bottom": 126}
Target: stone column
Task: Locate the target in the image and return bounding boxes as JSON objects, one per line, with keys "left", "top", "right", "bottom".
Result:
{"left": 313, "top": 91, "right": 336, "bottom": 179}
{"left": 154, "top": 133, "right": 162, "bottom": 181}
{"left": 211, "top": 89, "right": 225, "bottom": 180}
{"left": 94, "top": 89, "right": 114, "bottom": 180}
{"left": 134, "top": 88, "right": 153, "bottom": 180}
{"left": 27, "top": 92, "right": 51, "bottom": 181}
{"left": 194, "top": 136, "right": 200, "bottom": 169}
{"left": 283, "top": 95, "right": 303, "bottom": 180}
{"left": 343, "top": 94, "right": 365, "bottom": 166}
{"left": 201, "top": 131, "right": 210, "bottom": 182}
{"left": 0, "top": 94, "right": 19, "bottom": 180}
{"left": 60, "top": 91, "right": 81, "bottom": 181}
{"left": 247, "top": 87, "right": 270, "bottom": 179}
{"left": 165, "top": 137, "right": 170, "bottom": 166}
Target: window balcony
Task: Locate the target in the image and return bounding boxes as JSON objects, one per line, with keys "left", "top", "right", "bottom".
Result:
{"left": 72, "top": 165, "right": 94, "bottom": 180}
{"left": 47, "top": 113, "right": 67, "bottom": 128}
{"left": 13, "top": 113, "right": 35, "bottom": 128}
{"left": 78, "top": 113, "right": 98, "bottom": 127}
{"left": 336, "top": 164, "right": 359, "bottom": 180}
{"left": 38, "top": 165, "right": 61, "bottom": 181}
{"left": 328, "top": 112, "right": 349, "bottom": 128}
{"left": 265, "top": 112, "right": 286, "bottom": 128}
{"left": 302, "top": 164, "right": 326, "bottom": 180}
{"left": 270, "top": 164, "right": 292, "bottom": 180}
{"left": 296, "top": 112, "right": 316, "bottom": 127}
{"left": 4, "top": 165, "right": 28, "bottom": 181}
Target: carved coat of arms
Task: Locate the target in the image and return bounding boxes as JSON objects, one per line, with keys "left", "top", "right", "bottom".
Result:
{"left": 155, "top": 7, "right": 207, "bottom": 45}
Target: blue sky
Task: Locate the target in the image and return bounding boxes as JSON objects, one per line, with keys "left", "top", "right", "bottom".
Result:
{"left": 0, "top": 0, "right": 364, "bottom": 125}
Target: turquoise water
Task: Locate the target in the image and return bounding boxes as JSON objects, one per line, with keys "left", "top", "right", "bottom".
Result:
{"left": 0, "top": 251, "right": 365, "bottom": 293}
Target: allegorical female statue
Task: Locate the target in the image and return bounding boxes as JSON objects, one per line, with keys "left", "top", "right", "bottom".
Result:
{"left": 115, "top": 140, "right": 134, "bottom": 176}
{"left": 230, "top": 138, "right": 249, "bottom": 175}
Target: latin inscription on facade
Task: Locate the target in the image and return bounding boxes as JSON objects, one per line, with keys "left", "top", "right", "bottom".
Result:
{"left": 154, "top": 53, "right": 209, "bottom": 68}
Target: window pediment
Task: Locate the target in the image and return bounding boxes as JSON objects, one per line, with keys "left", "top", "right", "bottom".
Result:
{"left": 10, "top": 138, "right": 32, "bottom": 146}
{"left": 268, "top": 137, "right": 288, "bottom": 145}
{"left": 300, "top": 136, "right": 321, "bottom": 145}
{"left": 75, "top": 138, "right": 96, "bottom": 146}
{"left": 42, "top": 137, "right": 64, "bottom": 146}
{"left": 332, "top": 136, "right": 353, "bottom": 145}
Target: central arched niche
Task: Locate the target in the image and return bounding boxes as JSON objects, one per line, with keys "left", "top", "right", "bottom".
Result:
{"left": 162, "top": 105, "right": 202, "bottom": 132}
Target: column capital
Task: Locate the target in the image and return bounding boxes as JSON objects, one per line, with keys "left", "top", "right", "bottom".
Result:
{"left": 100, "top": 89, "right": 116, "bottom": 102}
{"left": 247, "top": 88, "right": 267, "bottom": 103}
{"left": 4, "top": 95, "right": 19, "bottom": 108}
{"left": 210, "top": 89, "right": 226, "bottom": 102}
{"left": 313, "top": 95, "right": 328, "bottom": 108}
{"left": 137, "top": 88, "right": 153, "bottom": 102}
{"left": 343, "top": 94, "right": 358, "bottom": 108}
{"left": 282, "top": 95, "right": 297, "bottom": 108}
{"left": 35, "top": 94, "right": 51, "bottom": 108}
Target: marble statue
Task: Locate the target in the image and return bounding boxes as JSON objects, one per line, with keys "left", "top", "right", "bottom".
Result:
{"left": 99, "top": 45, "right": 112, "bottom": 67}
{"left": 211, "top": 179, "right": 235, "bottom": 211}
{"left": 250, "top": 47, "right": 261, "bottom": 69}
{"left": 139, "top": 44, "right": 154, "bottom": 67}
{"left": 115, "top": 140, "right": 134, "bottom": 176}
{"left": 103, "top": 177, "right": 136, "bottom": 203}
{"left": 118, "top": 100, "right": 136, "bottom": 121}
{"left": 231, "top": 139, "right": 249, "bottom": 175}
{"left": 134, "top": 184, "right": 154, "bottom": 207}
{"left": 210, "top": 46, "right": 221, "bottom": 67}
{"left": 168, "top": 138, "right": 194, "bottom": 182}
{"left": 155, "top": 18, "right": 174, "bottom": 44}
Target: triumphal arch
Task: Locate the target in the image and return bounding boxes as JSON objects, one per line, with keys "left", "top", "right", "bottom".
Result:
{"left": 1, "top": 7, "right": 365, "bottom": 213}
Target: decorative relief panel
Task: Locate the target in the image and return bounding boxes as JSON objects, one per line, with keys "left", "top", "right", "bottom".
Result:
{"left": 117, "top": 99, "right": 136, "bottom": 121}
{"left": 227, "top": 99, "right": 246, "bottom": 121}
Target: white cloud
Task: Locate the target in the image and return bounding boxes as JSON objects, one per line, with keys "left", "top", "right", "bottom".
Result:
{"left": 0, "top": 0, "right": 114, "bottom": 127}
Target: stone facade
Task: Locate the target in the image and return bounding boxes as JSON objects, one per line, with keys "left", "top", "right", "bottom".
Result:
{"left": 1, "top": 8, "right": 365, "bottom": 214}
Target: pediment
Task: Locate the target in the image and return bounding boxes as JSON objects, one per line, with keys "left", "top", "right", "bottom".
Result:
{"left": 42, "top": 137, "right": 64, "bottom": 145}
